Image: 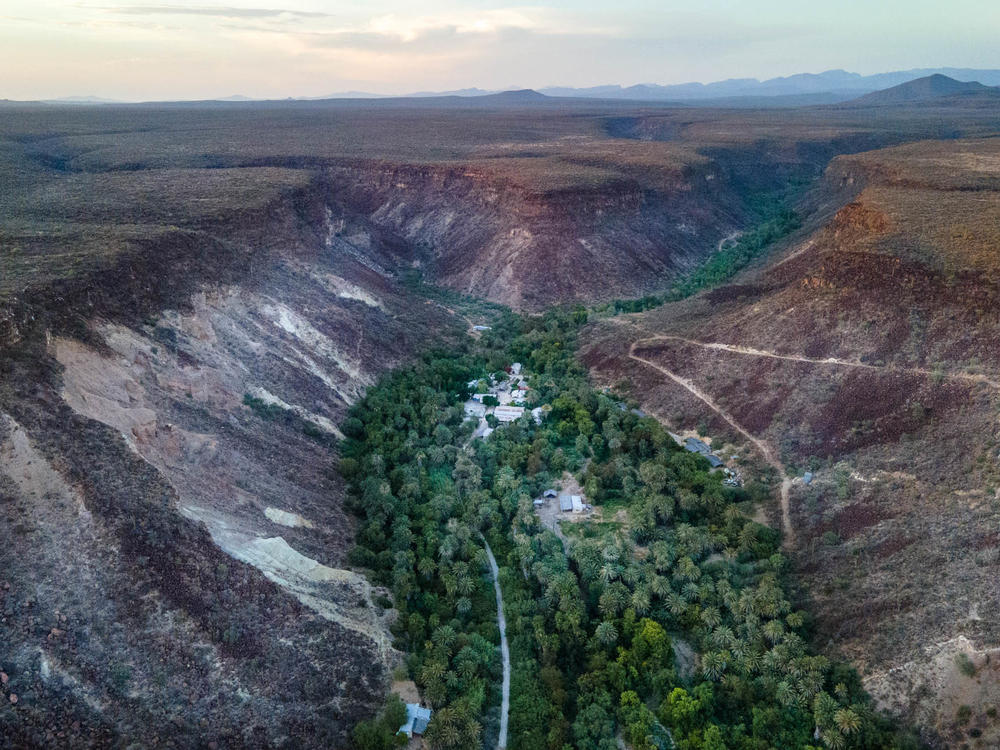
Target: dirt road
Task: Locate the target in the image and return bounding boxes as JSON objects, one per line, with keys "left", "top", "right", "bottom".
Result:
{"left": 624, "top": 328, "right": 1000, "bottom": 545}
{"left": 483, "top": 540, "right": 510, "bottom": 749}
{"left": 638, "top": 334, "right": 1000, "bottom": 390}
{"left": 628, "top": 340, "right": 795, "bottom": 546}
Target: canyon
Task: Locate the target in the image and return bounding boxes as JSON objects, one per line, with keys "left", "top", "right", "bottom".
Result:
{"left": 2, "top": 92, "right": 1000, "bottom": 747}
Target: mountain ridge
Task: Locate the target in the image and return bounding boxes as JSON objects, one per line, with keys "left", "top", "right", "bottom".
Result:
{"left": 21, "top": 66, "right": 1000, "bottom": 105}
{"left": 845, "top": 73, "right": 1000, "bottom": 106}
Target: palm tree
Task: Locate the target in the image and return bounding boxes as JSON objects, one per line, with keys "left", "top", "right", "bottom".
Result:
{"left": 682, "top": 582, "right": 701, "bottom": 602}
{"left": 599, "top": 561, "right": 623, "bottom": 584}
{"left": 650, "top": 574, "right": 671, "bottom": 599}
{"left": 417, "top": 555, "right": 437, "bottom": 580}
{"left": 775, "top": 680, "right": 797, "bottom": 707}
{"left": 427, "top": 707, "right": 461, "bottom": 748}
{"left": 622, "top": 564, "right": 642, "bottom": 587}
{"left": 420, "top": 659, "right": 446, "bottom": 685}
{"left": 631, "top": 587, "right": 651, "bottom": 615}
{"left": 738, "top": 523, "right": 758, "bottom": 550}
{"left": 763, "top": 619, "right": 785, "bottom": 645}
{"left": 431, "top": 625, "right": 458, "bottom": 653}
{"left": 736, "top": 592, "right": 757, "bottom": 619}
{"left": 701, "top": 606, "right": 722, "bottom": 629}
{"left": 595, "top": 620, "right": 619, "bottom": 646}
{"left": 834, "top": 682, "right": 849, "bottom": 701}
{"left": 650, "top": 541, "right": 676, "bottom": 572}
{"left": 599, "top": 582, "right": 630, "bottom": 618}
{"left": 711, "top": 625, "right": 736, "bottom": 650}
{"left": 454, "top": 574, "right": 475, "bottom": 597}
{"left": 736, "top": 650, "right": 762, "bottom": 677}
{"left": 833, "top": 708, "right": 861, "bottom": 735}
{"left": 701, "top": 651, "right": 728, "bottom": 681}
{"left": 666, "top": 592, "right": 688, "bottom": 617}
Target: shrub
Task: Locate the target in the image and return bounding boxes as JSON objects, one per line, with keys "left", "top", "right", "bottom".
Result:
{"left": 956, "top": 652, "right": 978, "bottom": 677}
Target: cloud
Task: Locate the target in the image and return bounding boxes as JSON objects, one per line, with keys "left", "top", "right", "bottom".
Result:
{"left": 103, "top": 5, "right": 330, "bottom": 19}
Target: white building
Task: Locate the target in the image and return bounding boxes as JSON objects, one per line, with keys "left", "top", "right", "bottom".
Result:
{"left": 493, "top": 405, "right": 525, "bottom": 423}
{"left": 511, "top": 362, "right": 522, "bottom": 376}
{"left": 571, "top": 495, "right": 584, "bottom": 513}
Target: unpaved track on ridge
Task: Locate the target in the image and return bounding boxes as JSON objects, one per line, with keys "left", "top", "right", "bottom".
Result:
{"left": 637, "top": 334, "right": 1000, "bottom": 390}
{"left": 624, "top": 328, "right": 1000, "bottom": 546}
{"left": 483, "top": 541, "right": 510, "bottom": 749}
{"left": 627, "top": 340, "right": 795, "bottom": 545}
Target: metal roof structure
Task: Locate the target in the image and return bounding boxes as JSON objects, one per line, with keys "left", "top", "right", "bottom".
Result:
{"left": 400, "top": 704, "right": 432, "bottom": 737}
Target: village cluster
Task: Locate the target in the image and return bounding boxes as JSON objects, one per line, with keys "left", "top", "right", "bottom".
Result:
{"left": 463, "top": 362, "right": 547, "bottom": 441}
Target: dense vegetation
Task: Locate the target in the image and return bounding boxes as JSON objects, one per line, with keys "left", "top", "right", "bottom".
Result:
{"left": 604, "top": 208, "right": 802, "bottom": 315}
{"left": 343, "top": 307, "right": 918, "bottom": 750}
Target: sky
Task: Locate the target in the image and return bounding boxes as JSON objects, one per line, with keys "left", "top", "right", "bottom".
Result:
{"left": 2, "top": 0, "right": 999, "bottom": 100}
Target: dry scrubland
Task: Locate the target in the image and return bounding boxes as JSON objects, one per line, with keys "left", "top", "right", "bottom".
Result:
{"left": 1, "top": 97, "right": 1000, "bottom": 747}
{"left": 582, "top": 136, "right": 1000, "bottom": 747}
{"left": 4, "top": 98, "right": 1000, "bottom": 312}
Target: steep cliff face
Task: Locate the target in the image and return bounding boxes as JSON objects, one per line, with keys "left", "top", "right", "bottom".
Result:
{"left": 0, "top": 182, "right": 460, "bottom": 747}
{"left": 324, "top": 157, "right": 747, "bottom": 309}
{"left": 580, "top": 137, "right": 1000, "bottom": 747}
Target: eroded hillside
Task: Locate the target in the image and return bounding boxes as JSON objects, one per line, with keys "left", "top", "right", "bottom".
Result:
{"left": 581, "top": 137, "right": 1000, "bottom": 748}
{"left": 4, "top": 99, "right": 1000, "bottom": 747}
{"left": 0, "top": 169, "right": 462, "bottom": 745}
{"left": 6, "top": 100, "right": 999, "bottom": 313}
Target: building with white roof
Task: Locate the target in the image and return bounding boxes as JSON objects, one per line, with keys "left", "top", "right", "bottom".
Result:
{"left": 493, "top": 405, "right": 525, "bottom": 423}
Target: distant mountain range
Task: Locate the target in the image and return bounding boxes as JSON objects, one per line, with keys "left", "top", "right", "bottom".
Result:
{"left": 29, "top": 67, "right": 1000, "bottom": 107}
{"left": 536, "top": 67, "right": 1000, "bottom": 102}
{"left": 845, "top": 73, "right": 1000, "bottom": 106}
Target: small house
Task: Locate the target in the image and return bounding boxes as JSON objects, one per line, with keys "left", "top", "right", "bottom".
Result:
{"left": 533, "top": 498, "right": 545, "bottom": 507}
{"left": 559, "top": 495, "right": 573, "bottom": 512}
{"left": 684, "top": 437, "right": 712, "bottom": 455}
{"left": 400, "top": 704, "right": 432, "bottom": 738}
{"left": 472, "top": 325, "right": 491, "bottom": 331}
{"left": 571, "top": 495, "right": 584, "bottom": 513}
{"left": 543, "top": 489, "right": 558, "bottom": 498}
{"left": 493, "top": 405, "right": 525, "bottom": 423}
{"left": 510, "top": 362, "right": 522, "bottom": 376}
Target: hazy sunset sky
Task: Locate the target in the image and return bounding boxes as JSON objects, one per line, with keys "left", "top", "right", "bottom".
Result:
{"left": 3, "top": 1, "right": 999, "bottom": 100}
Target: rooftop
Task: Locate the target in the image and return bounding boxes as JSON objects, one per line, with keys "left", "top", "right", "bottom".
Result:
{"left": 400, "top": 703, "right": 432, "bottom": 737}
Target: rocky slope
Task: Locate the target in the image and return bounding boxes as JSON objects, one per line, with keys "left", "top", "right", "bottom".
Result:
{"left": 0, "top": 170, "right": 461, "bottom": 746}
{"left": 581, "top": 137, "right": 1000, "bottom": 748}
{"left": 5, "top": 99, "right": 1000, "bottom": 747}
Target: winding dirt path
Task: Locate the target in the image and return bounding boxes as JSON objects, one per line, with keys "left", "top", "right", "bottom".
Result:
{"left": 625, "top": 329, "right": 1000, "bottom": 546}
{"left": 483, "top": 541, "right": 510, "bottom": 749}
{"left": 628, "top": 340, "right": 795, "bottom": 545}
{"left": 638, "top": 334, "right": 1000, "bottom": 390}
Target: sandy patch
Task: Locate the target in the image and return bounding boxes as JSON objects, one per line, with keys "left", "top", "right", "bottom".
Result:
{"left": 264, "top": 507, "right": 315, "bottom": 528}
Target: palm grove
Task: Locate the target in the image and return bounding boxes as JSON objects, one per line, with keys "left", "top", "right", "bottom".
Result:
{"left": 342, "top": 306, "right": 918, "bottom": 750}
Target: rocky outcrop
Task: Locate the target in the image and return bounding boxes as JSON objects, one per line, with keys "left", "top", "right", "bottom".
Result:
{"left": 323, "top": 159, "right": 746, "bottom": 309}
{"left": 0, "top": 182, "right": 459, "bottom": 747}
